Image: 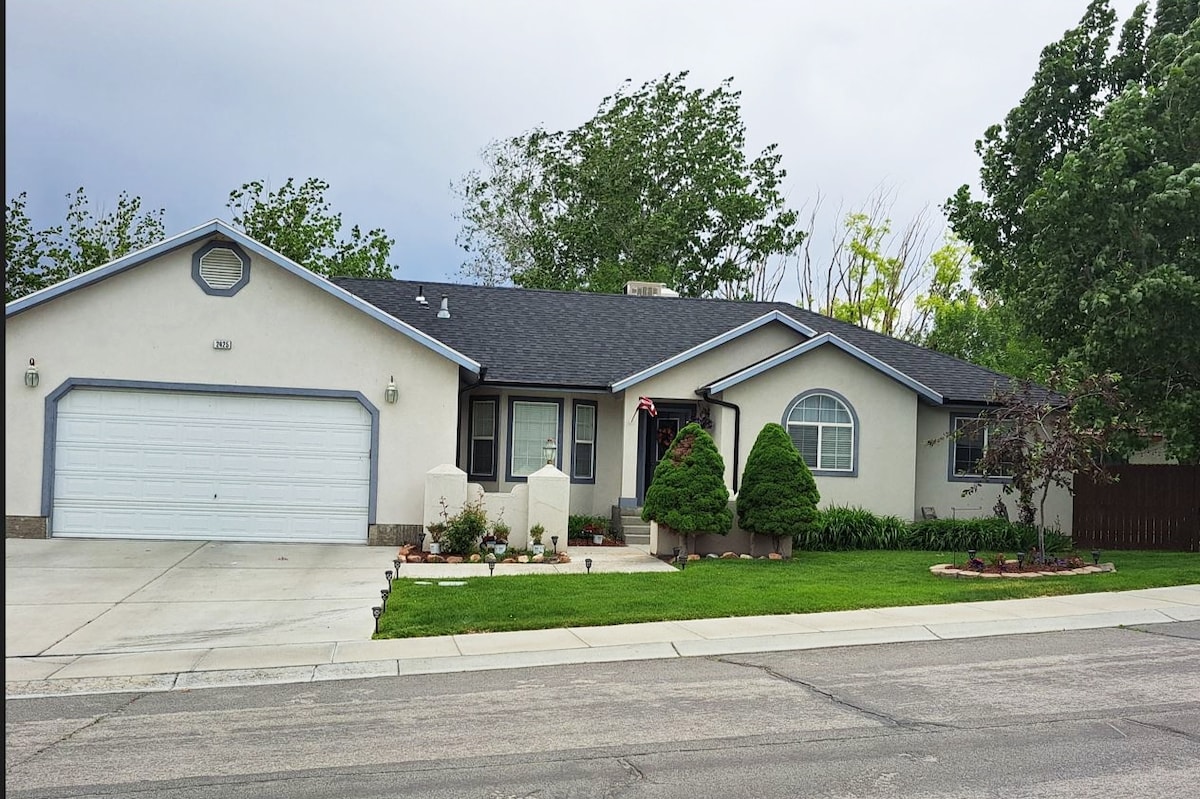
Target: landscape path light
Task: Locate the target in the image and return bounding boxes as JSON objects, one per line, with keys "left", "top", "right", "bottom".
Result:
{"left": 372, "top": 606, "right": 382, "bottom": 634}
{"left": 585, "top": 558, "right": 593, "bottom": 574}
{"left": 486, "top": 551, "right": 496, "bottom": 576}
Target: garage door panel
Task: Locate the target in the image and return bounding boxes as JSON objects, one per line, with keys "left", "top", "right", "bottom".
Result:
{"left": 52, "top": 389, "right": 372, "bottom": 543}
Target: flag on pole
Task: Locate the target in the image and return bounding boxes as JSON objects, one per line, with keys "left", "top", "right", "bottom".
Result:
{"left": 630, "top": 395, "right": 658, "bottom": 422}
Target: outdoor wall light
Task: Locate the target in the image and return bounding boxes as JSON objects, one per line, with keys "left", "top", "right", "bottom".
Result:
{"left": 1092, "top": 549, "right": 1101, "bottom": 565}
{"left": 385, "top": 376, "right": 398, "bottom": 404}
{"left": 543, "top": 437, "right": 557, "bottom": 465}
{"left": 372, "top": 606, "right": 383, "bottom": 634}
{"left": 486, "top": 552, "right": 496, "bottom": 576}
{"left": 24, "top": 358, "right": 39, "bottom": 388}
{"left": 551, "top": 535, "right": 559, "bottom": 554}
{"left": 585, "top": 558, "right": 593, "bottom": 574}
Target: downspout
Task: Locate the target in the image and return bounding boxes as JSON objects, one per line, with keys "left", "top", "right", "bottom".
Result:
{"left": 697, "top": 387, "right": 741, "bottom": 492}
{"left": 455, "top": 366, "right": 488, "bottom": 470}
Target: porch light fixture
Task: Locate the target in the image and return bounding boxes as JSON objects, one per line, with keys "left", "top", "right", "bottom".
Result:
{"left": 486, "top": 552, "right": 496, "bottom": 576}
{"left": 372, "top": 605, "right": 382, "bottom": 634}
{"left": 551, "top": 535, "right": 559, "bottom": 554}
{"left": 24, "top": 358, "right": 39, "bottom": 388}
{"left": 543, "top": 437, "right": 557, "bottom": 465}
{"left": 1092, "top": 549, "right": 1101, "bottom": 565}
{"left": 385, "top": 376, "right": 398, "bottom": 404}
{"left": 585, "top": 558, "right": 593, "bottom": 574}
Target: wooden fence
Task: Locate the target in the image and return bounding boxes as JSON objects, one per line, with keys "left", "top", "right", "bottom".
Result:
{"left": 1073, "top": 465, "right": 1199, "bottom": 551}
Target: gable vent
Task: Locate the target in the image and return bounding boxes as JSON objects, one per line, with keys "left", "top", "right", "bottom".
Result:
{"left": 198, "top": 247, "right": 245, "bottom": 290}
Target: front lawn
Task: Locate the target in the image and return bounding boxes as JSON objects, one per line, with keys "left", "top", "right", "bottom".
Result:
{"left": 377, "top": 550, "right": 1199, "bottom": 639}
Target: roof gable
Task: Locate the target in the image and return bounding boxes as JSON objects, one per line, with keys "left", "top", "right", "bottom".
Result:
{"left": 705, "top": 332, "right": 944, "bottom": 403}
{"left": 5, "top": 220, "right": 481, "bottom": 374}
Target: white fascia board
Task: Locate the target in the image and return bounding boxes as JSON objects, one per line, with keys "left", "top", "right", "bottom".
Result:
{"left": 705, "top": 332, "right": 944, "bottom": 404}
{"left": 609, "top": 310, "right": 816, "bottom": 392}
{"left": 5, "top": 219, "right": 481, "bottom": 374}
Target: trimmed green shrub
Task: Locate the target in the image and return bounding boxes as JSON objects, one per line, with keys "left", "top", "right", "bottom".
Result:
{"left": 569, "top": 514, "right": 610, "bottom": 538}
{"left": 444, "top": 495, "right": 488, "bottom": 555}
{"left": 804, "top": 506, "right": 908, "bottom": 550}
{"left": 642, "top": 422, "right": 732, "bottom": 551}
{"left": 737, "top": 423, "right": 820, "bottom": 554}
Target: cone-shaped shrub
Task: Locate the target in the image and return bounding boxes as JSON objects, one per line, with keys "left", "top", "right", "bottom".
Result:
{"left": 737, "top": 423, "right": 820, "bottom": 552}
{"left": 641, "top": 423, "right": 732, "bottom": 545}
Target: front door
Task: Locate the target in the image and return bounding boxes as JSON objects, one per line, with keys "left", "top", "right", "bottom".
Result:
{"left": 639, "top": 403, "right": 697, "bottom": 503}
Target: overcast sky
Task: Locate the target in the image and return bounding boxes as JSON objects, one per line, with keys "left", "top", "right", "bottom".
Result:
{"left": 5, "top": 0, "right": 1139, "bottom": 301}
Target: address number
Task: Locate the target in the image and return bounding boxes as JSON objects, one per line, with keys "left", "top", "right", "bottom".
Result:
{"left": 213, "top": 340, "right": 233, "bottom": 350}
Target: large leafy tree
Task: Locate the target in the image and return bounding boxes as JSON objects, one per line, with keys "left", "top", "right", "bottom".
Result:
{"left": 736, "top": 423, "right": 820, "bottom": 556}
{"left": 642, "top": 422, "right": 732, "bottom": 553}
{"left": 5, "top": 189, "right": 166, "bottom": 302}
{"left": 946, "top": 0, "right": 1200, "bottom": 461}
{"left": 455, "top": 72, "right": 806, "bottom": 298}
{"left": 228, "top": 178, "right": 396, "bottom": 279}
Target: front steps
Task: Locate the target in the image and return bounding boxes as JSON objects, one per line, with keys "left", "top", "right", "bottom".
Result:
{"left": 616, "top": 506, "right": 651, "bottom": 547}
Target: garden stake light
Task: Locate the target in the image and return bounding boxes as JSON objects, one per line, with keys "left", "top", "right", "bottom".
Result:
{"left": 486, "top": 552, "right": 496, "bottom": 576}
{"left": 419, "top": 533, "right": 426, "bottom": 548}
{"left": 385, "top": 570, "right": 393, "bottom": 586}
{"left": 1092, "top": 549, "right": 1101, "bottom": 565}
{"left": 585, "top": 558, "right": 593, "bottom": 574}
{"left": 371, "top": 606, "right": 382, "bottom": 634}
{"left": 394, "top": 558, "right": 403, "bottom": 574}
{"left": 1017, "top": 551, "right": 1026, "bottom": 568}
{"left": 380, "top": 588, "right": 390, "bottom": 612}
{"left": 551, "top": 535, "right": 558, "bottom": 554}
{"left": 673, "top": 547, "right": 681, "bottom": 559}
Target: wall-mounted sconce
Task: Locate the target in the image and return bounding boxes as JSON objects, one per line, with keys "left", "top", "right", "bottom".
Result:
{"left": 543, "top": 437, "right": 557, "bottom": 465}
{"left": 24, "top": 358, "right": 39, "bottom": 388}
{"left": 385, "top": 376, "right": 398, "bottom": 404}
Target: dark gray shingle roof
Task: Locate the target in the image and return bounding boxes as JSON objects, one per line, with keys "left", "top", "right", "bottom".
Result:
{"left": 333, "top": 278, "right": 1025, "bottom": 404}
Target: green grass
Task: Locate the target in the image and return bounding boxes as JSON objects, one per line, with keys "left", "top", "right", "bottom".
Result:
{"left": 377, "top": 550, "right": 1200, "bottom": 639}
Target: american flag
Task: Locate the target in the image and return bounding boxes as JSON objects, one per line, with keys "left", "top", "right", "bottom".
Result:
{"left": 630, "top": 396, "right": 658, "bottom": 422}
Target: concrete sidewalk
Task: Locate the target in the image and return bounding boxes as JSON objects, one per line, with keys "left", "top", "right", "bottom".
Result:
{"left": 7, "top": 583, "right": 1198, "bottom": 700}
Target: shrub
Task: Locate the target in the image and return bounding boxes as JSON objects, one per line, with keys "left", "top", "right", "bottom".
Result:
{"left": 569, "top": 514, "right": 610, "bottom": 538}
{"left": 737, "top": 423, "right": 820, "bottom": 554}
{"left": 642, "top": 422, "right": 732, "bottom": 551}
{"left": 804, "top": 506, "right": 908, "bottom": 550}
{"left": 444, "top": 495, "right": 488, "bottom": 555}
{"left": 905, "top": 518, "right": 1071, "bottom": 553}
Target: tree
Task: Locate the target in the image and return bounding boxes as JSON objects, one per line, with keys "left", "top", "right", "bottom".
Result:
{"left": 455, "top": 72, "right": 806, "bottom": 298}
{"left": 736, "top": 423, "right": 820, "bottom": 556}
{"left": 932, "top": 372, "right": 1138, "bottom": 559}
{"left": 227, "top": 178, "right": 396, "bottom": 279}
{"left": 946, "top": 0, "right": 1200, "bottom": 462}
{"left": 5, "top": 188, "right": 166, "bottom": 302}
{"left": 641, "top": 422, "right": 732, "bottom": 554}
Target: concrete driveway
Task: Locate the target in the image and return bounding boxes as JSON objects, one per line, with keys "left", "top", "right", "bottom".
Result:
{"left": 5, "top": 538, "right": 392, "bottom": 658}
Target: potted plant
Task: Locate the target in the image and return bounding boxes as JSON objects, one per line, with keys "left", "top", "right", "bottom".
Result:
{"left": 529, "top": 523, "right": 545, "bottom": 556}
{"left": 584, "top": 521, "right": 606, "bottom": 545}
{"left": 492, "top": 519, "right": 510, "bottom": 556}
{"left": 426, "top": 521, "right": 445, "bottom": 555}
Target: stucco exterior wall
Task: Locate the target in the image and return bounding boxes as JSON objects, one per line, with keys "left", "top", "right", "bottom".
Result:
{"left": 722, "top": 345, "right": 918, "bottom": 519}
{"left": 618, "top": 322, "right": 804, "bottom": 500}
{"left": 914, "top": 405, "right": 1074, "bottom": 533}
{"left": 5, "top": 237, "right": 461, "bottom": 529}
{"left": 459, "top": 388, "right": 622, "bottom": 517}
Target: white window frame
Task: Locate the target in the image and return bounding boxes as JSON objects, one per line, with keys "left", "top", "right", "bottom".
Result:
{"left": 572, "top": 400, "right": 597, "bottom": 483}
{"left": 507, "top": 398, "right": 563, "bottom": 481}
{"left": 784, "top": 391, "right": 857, "bottom": 475}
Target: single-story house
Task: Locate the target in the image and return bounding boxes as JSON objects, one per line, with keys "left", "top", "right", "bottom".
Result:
{"left": 5, "top": 220, "right": 1072, "bottom": 545}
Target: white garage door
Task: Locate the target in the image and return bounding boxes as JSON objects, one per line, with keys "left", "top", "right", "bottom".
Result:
{"left": 52, "top": 388, "right": 372, "bottom": 543}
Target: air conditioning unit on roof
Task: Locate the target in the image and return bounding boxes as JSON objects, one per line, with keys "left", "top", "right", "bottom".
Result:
{"left": 623, "top": 281, "right": 679, "bottom": 297}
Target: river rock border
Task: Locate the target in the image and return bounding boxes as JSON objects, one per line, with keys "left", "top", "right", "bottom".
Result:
{"left": 930, "top": 561, "right": 1116, "bottom": 579}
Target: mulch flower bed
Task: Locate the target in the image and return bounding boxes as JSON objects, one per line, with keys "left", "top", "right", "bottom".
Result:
{"left": 568, "top": 538, "right": 627, "bottom": 547}
{"left": 931, "top": 555, "right": 1115, "bottom": 579}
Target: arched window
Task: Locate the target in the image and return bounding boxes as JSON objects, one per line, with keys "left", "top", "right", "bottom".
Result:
{"left": 784, "top": 392, "right": 855, "bottom": 473}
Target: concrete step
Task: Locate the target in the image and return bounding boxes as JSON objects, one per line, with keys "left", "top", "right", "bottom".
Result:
{"left": 624, "top": 533, "right": 650, "bottom": 546}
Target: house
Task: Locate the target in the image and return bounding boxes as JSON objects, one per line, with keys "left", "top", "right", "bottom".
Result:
{"left": 5, "top": 220, "right": 1073, "bottom": 545}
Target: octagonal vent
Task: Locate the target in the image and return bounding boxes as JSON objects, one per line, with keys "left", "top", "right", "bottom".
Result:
{"left": 198, "top": 247, "right": 246, "bottom": 290}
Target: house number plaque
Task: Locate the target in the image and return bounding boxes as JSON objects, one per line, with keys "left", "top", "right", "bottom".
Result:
{"left": 213, "top": 339, "right": 233, "bottom": 350}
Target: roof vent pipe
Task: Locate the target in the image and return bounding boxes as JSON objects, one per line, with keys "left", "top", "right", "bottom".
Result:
{"left": 416, "top": 285, "right": 427, "bottom": 305}
{"left": 437, "top": 295, "right": 450, "bottom": 319}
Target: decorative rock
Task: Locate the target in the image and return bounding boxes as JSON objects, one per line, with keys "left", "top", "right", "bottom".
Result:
{"left": 980, "top": 572, "right": 1002, "bottom": 578}
{"left": 469, "top": 553, "right": 482, "bottom": 563}
{"left": 768, "top": 552, "right": 783, "bottom": 560}
{"left": 426, "top": 555, "right": 445, "bottom": 563}
{"left": 399, "top": 544, "right": 415, "bottom": 556}
{"left": 557, "top": 554, "right": 571, "bottom": 563}
{"left": 502, "top": 557, "right": 517, "bottom": 564}
{"left": 517, "top": 555, "right": 530, "bottom": 563}
{"left": 687, "top": 553, "right": 701, "bottom": 561}
{"left": 705, "top": 553, "right": 719, "bottom": 559}
{"left": 739, "top": 554, "right": 753, "bottom": 559}
{"left": 531, "top": 554, "right": 545, "bottom": 563}
{"left": 406, "top": 555, "right": 424, "bottom": 563}
{"left": 720, "top": 552, "right": 738, "bottom": 559}
{"left": 446, "top": 556, "right": 465, "bottom": 564}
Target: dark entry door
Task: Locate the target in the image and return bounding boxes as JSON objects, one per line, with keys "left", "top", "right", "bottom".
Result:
{"left": 640, "top": 403, "right": 697, "bottom": 502}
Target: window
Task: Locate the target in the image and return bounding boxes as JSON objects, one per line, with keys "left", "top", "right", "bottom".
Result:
{"left": 468, "top": 398, "right": 498, "bottom": 480}
{"left": 508, "top": 398, "right": 562, "bottom": 479}
{"left": 951, "top": 416, "right": 1014, "bottom": 479}
{"left": 572, "top": 401, "right": 597, "bottom": 482}
{"left": 784, "top": 392, "right": 855, "bottom": 473}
